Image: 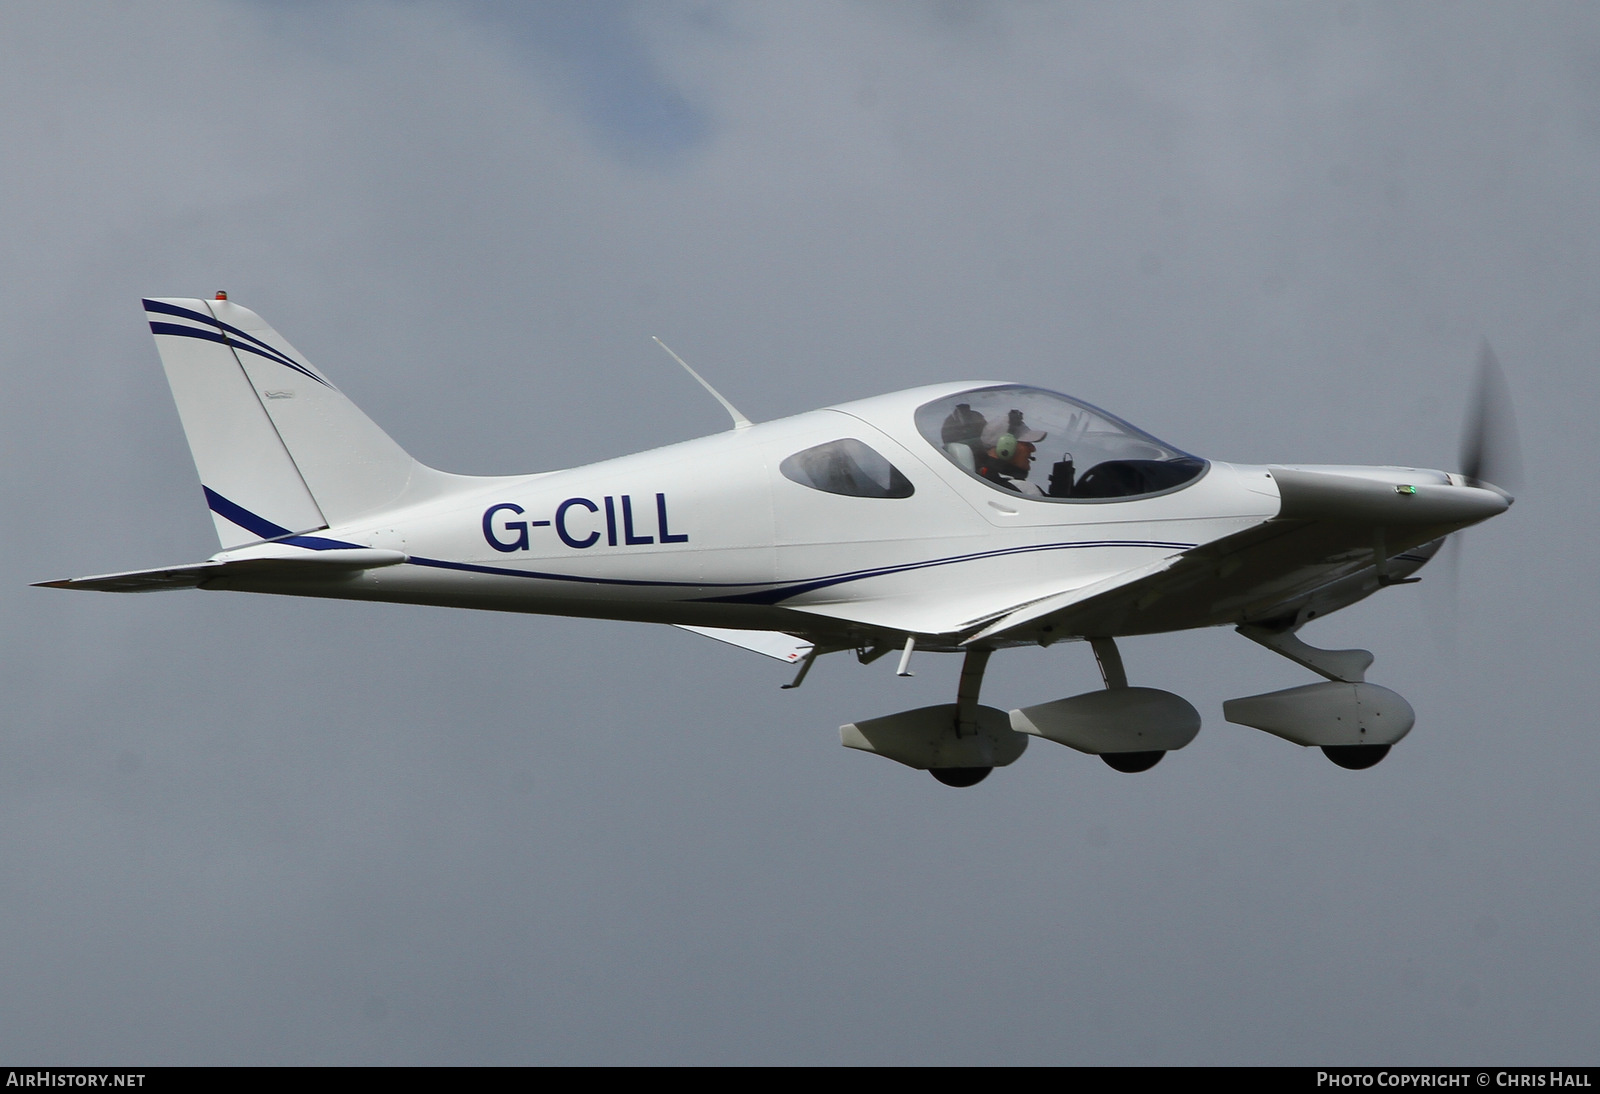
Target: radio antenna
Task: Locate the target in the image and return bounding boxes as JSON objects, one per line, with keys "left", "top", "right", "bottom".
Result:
{"left": 652, "top": 336, "right": 753, "bottom": 430}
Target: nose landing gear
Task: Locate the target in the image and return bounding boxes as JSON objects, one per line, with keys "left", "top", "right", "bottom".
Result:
{"left": 1226, "top": 625, "right": 1413, "bottom": 768}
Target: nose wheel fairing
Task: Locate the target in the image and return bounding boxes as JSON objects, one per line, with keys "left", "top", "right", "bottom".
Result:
{"left": 1223, "top": 681, "right": 1415, "bottom": 750}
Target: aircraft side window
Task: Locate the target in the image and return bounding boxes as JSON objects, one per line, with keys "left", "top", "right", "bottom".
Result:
{"left": 780, "top": 439, "right": 915, "bottom": 499}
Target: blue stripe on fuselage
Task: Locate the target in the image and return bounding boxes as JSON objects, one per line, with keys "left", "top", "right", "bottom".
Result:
{"left": 203, "top": 489, "right": 1193, "bottom": 605}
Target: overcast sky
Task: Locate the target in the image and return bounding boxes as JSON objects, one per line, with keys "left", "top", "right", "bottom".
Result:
{"left": 2, "top": 1, "right": 1596, "bottom": 1065}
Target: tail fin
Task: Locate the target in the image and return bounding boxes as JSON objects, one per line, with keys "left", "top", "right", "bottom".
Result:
{"left": 144, "top": 297, "right": 442, "bottom": 548}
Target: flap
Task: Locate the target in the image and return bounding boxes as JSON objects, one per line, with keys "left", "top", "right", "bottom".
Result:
{"left": 673, "top": 625, "right": 814, "bottom": 663}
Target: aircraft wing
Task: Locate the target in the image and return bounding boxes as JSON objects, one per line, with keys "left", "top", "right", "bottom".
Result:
{"left": 958, "top": 554, "right": 1189, "bottom": 642}
{"left": 784, "top": 466, "right": 1508, "bottom": 643}
{"left": 966, "top": 465, "right": 1510, "bottom": 643}
{"left": 779, "top": 550, "right": 1194, "bottom": 640}
{"left": 35, "top": 547, "right": 408, "bottom": 593}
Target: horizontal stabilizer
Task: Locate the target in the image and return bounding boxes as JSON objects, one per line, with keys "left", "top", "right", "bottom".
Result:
{"left": 675, "top": 625, "right": 814, "bottom": 663}
{"left": 35, "top": 563, "right": 224, "bottom": 593}
{"left": 36, "top": 546, "right": 406, "bottom": 593}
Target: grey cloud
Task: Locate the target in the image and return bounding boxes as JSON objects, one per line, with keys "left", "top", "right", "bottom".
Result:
{"left": 0, "top": 0, "right": 1594, "bottom": 1063}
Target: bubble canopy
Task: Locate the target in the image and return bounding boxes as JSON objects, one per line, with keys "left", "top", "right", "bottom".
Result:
{"left": 914, "top": 384, "right": 1207, "bottom": 501}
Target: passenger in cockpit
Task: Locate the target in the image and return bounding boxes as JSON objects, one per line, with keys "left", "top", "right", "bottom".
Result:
{"left": 939, "top": 403, "right": 988, "bottom": 474}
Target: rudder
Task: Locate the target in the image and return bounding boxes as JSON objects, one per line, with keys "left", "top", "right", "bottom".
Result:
{"left": 144, "top": 297, "right": 437, "bottom": 548}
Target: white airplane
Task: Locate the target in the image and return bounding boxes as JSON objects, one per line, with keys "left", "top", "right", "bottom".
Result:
{"left": 39, "top": 295, "right": 1516, "bottom": 787}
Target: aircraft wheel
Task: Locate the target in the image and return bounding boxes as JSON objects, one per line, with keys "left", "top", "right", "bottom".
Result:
{"left": 930, "top": 767, "right": 992, "bottom": 787}
{"left": 1321, "top": 744, "right": 1391, "bottom": 770}
{"left": 1101, "top": 751, "right": 1165, "bottom": 773}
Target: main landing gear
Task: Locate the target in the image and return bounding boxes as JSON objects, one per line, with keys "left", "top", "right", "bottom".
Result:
{"left": 1101, "top": 751, "right": 1166, "bottom": 773}
{"left": 1321, "top": 744, "right": 1392, "bottom": 770}
{"left": 840, "top": 636, "right": 1202, "bottom": 786}
{"left": 925, "top": 647, "right": 1001, "bottom": 786}
{"left": 1009, "top": 636, "right": 1202, "bottom": 773}
{"left": 838, "top": 646, "right": 1029, "bottom": 788}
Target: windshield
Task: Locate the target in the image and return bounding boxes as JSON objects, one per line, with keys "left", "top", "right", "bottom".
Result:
{"left": 914, "top": 385, "right": 1206, "bottom": 501}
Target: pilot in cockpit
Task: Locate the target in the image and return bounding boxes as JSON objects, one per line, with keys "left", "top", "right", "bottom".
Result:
{"left": 977, "top": 409, "right": 1047, "bottom": 493}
